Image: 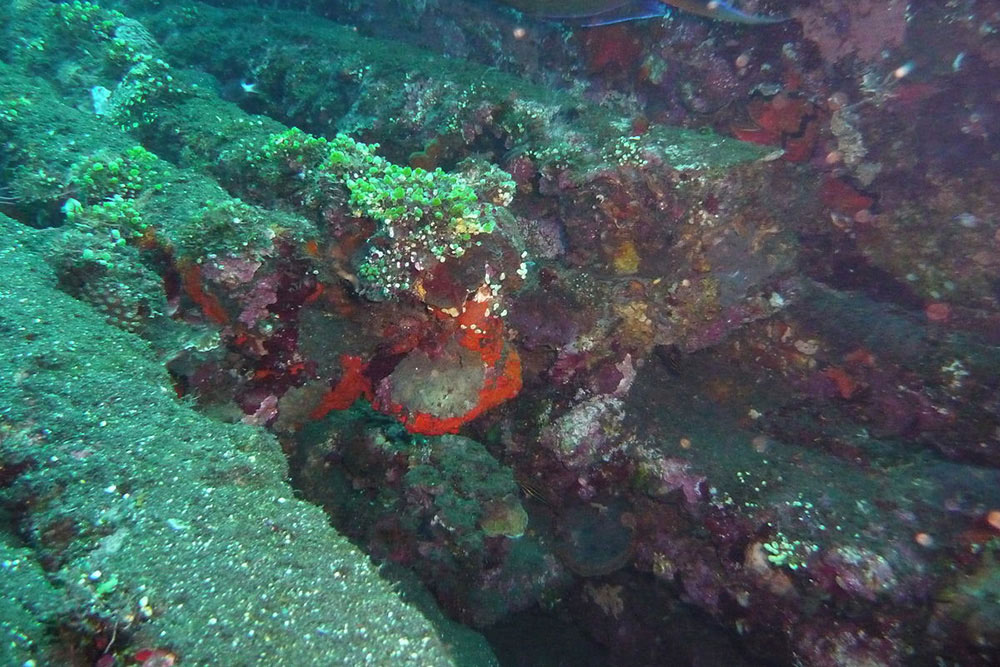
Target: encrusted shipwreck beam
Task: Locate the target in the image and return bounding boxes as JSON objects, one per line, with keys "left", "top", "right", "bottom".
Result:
{"left": 0, "top": 215, "right": 458, "bottom": 665}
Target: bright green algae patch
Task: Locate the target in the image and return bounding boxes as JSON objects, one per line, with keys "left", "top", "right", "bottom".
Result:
{"left": 0, "top": 216, "right": 461, "bottom": 666}
{"left": 247, "top": 128, "right": 514, "bottom": 298}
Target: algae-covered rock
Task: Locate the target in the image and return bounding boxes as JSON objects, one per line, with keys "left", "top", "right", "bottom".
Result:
{"left": 0, "top": 533, "right": 64, "bottom": 665}
{"left": 0, "top": 215, "right": 458, "bottom": 664}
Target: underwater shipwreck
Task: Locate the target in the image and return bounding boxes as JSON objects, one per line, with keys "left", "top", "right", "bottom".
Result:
{"left": 1, "top": 0, "right": 1000, "bottom": 665}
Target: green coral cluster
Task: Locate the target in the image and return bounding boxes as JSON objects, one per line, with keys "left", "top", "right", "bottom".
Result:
{"left": 58, "top": 194, "right": 149, "bottom": 327}
{"left": 45, "top": 0, "right": 187, "bottom": 129}
{"left": 70, "top": 196, "right": 143, "bottom": 254}
{"left": 55, "top": 148, "right": 162, "bottom": 321}
{"left": 48, "top": 0, "right": 123, "bottom": 39}
{"left": 108, "top": 54, "right": 187, "bottom": 130}
{"left": 326, "top": 132, "right": 500, "bottom": 244}
{"left": 761, "top": 531, "right": 819, "bottom": 571}
{"left": 71, "top": 145, "right": 162, "bottom": 203}
{"left": 345, "top": 163, "right": 484, "bottom": 234}
{"left": 245, "top": 127, "right": 339, "bottom": 203}
{"left": 250, "top": 128, "right": 512, "bottom": 300}
{"left": 65, "top": 145, "right": 163, "bottom": 251}
{"left": 0, "top": 96, "right": 31, "bottom": 125}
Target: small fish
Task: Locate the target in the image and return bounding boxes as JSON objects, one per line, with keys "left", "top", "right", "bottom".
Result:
{"left": 499, "top": 0, "right": 787, "bottom": 26}
{"left": 517, "top": 477, "right": 555, "bottom": 508}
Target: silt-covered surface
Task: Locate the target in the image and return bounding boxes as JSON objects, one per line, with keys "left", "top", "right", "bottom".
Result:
{"left": 0, "top": 216, "right": 463, "bottom": 665}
